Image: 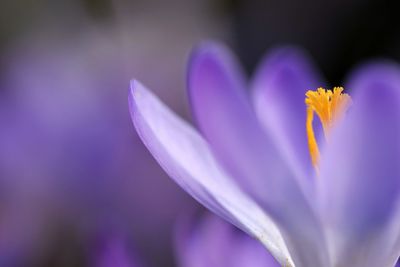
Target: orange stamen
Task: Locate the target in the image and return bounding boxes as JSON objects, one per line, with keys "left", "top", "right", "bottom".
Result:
{"left": 305, "top": 87, "right": 352, "bottom": 170}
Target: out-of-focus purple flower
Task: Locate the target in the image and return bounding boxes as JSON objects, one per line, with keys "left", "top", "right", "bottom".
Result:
{"left": 129, "top": 41, "right": 400, "bottom": 267}
{"left": 90, "top": 231, "right": 141, "bottom": 267}
{"left": 175, "top": 214, "right": 279, "bottom": 267}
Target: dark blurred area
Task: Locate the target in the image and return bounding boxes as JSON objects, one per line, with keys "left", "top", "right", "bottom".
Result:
{"left": 1, "top": 0, "right": 400, "bottom": 83}
{"left": 228, "top": 0, "right": 400, "bottom": 82}
{"left": 0, "top": 0, "right": 399, "bottom": 266}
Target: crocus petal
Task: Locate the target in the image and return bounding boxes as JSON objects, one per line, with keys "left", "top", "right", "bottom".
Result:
{"left": 319, "top": 63, "right": 400, "bottom": 267}
{"left": 188, "top": 41, "right": 292, "bottom": 204}
{"left": 187, "top": 42, "right": 328, "bottom": 267}
{"left": 251, "top": 47, "right": 324, "bottom": 182}
{"left": 128, "top": 80, "right": 292, "bottom": 265}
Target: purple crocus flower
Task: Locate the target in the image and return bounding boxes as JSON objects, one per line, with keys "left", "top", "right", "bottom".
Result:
{"left": 175, "top": 214, "right": 279, "bottom": 267}
{"left": 129, "top": 41, "right": 400, "bottom": 267}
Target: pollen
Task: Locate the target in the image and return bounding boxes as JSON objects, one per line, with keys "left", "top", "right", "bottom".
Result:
{"left": 305, "top": 87, "right": 352, "bottom": 170}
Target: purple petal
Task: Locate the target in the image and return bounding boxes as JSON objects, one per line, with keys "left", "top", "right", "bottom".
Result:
{"left": 251, "top": 47, "right": 324, "bottom": 180}
{"left": 129, "top": 80, "right": 291, "bottom": 265}
{"left": 187, "top": 42, "right": 328, "bottom": 267}
{"left": 188, "top": 41, "right": 291, "bottom": 202}
{"left": 319, "top": 62, "right": 400, "bottom": 267}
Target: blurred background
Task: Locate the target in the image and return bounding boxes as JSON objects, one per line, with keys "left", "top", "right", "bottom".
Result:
{"left": 0, "top": 0, "right": 399, "bottom": 266}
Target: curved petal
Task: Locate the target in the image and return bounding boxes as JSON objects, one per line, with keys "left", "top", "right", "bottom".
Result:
{"left": 187, "top": 42, "right": 328, "bottom": 267}
{"left": 251, "top": 47, "right": 324, "bottom": 182}
{"left": 319, "top": 63, "right": 400, "bottom": 267}
{"left": 188, "top": 41, "right": 290, "bottom": 200}
{"left": 128, "top": 80, "right": 292, "bottom": 265}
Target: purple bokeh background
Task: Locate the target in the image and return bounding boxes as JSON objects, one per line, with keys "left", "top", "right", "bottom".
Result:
{"left": 0, "top": 0, "right": 227, "bottom": 265}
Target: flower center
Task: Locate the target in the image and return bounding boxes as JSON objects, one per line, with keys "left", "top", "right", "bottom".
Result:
{"left": 305, "top": 87, "right": 352, "bottom": 170}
